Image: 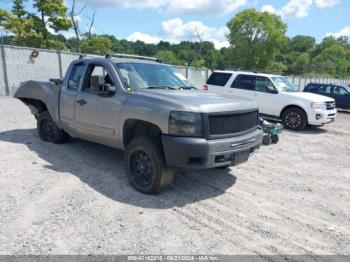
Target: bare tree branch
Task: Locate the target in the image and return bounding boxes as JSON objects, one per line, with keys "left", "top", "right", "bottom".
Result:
{"left": 87, "top": 10, "right": 95, "bottom": 39}
{"left": 69, "top": 0, "right": 81, "bottom": 41}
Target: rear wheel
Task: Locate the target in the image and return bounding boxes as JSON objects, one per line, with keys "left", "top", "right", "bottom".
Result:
{"left": 37, "top": 111, "right": 69, "bottom": 144}
{"left": 282, "top": 107, "right": 307, "bottom": 131}
{"left": 124, "top": 137, "right": 175, "bottom": 194}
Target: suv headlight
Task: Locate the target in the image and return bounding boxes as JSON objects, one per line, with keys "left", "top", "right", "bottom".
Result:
{"left": 311, "top": 102, "right": 327, "bottom": 110}
{"left": 169, "top": 111, "right": 203, "bottom": 137}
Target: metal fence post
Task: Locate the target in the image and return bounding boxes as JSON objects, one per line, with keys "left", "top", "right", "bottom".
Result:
{"left": 1, "top": 37, "right": 10, "bottom": 95}
{"left": 57, "top": 51, "right": 63, "bottom": 79}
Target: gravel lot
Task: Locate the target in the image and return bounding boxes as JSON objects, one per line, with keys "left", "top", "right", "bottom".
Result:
{"left": 0, "top": 96, "right": 349, "bottom": 255}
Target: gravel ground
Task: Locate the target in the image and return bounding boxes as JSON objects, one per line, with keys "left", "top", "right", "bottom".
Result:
{"left": 0, "top": 96, "right": 349, "bottom": 255}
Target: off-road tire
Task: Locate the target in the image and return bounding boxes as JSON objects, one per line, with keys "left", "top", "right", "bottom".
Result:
{"left": 37, "top": 111, "right": 69, "bottom": 144}
{"left": 124, "top": 137, "right": 175, "bottom": 194}
{"left": 282, "top": 107, "right": 307, "bottom": 131}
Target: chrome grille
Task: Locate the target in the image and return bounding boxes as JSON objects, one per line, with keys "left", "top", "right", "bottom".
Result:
{"left": 208, "top": 111, "right": 258, "bottom": 137}
{"left": 326, "top": 101, "right": 335, "bottom": 110}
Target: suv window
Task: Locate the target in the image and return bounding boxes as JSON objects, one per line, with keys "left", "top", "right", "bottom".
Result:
{"left": 319, "top": 85, "right": 332, "bottom": 94}
{"left": 255, "top": 76, "right": 276, "bottom": 93}
{"left": 232, "top": 75, "right": 255, "bottom": 91}
{"left": 207, "top": 73, "right": 232, "bottom": 86}
{"left": 334, "top": 86, "right": 349, "bottom": 96}
{"left": 68, "top": 64, "right": 85, "bottom": 90}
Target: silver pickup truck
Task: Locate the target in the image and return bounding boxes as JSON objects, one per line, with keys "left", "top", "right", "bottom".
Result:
{"left": 15, "top": 55, "right": 263, "bottom": 194}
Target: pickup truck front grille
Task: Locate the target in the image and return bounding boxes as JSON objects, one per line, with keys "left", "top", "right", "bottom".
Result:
{"left": 326, "top": 101, "right": 336, "bottom": 110}
{"left": 208, "top": 110, "right": 258, "bottom": 137}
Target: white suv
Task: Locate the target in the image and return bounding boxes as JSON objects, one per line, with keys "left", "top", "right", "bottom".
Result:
{"left": 205, "top": 71, "right": 337, "bottom": 130}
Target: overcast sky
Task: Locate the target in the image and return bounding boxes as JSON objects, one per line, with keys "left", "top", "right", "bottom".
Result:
{"left": 1, "top": 0, "right": 349, "bottom": 48}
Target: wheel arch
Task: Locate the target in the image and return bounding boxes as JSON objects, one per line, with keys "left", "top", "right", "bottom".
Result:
{"left": 122, "top": 119, "right": 162, "bottom": 149}
{"left": 280, "top": 104, "right": 308, "bottom": 119}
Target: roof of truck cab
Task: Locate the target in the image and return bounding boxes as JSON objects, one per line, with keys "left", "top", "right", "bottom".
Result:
{"left": 81, "top": 57, "right": 161, "bottom": 64}
{"left": 212, "top": 70, "right": 282, "bottom": 78}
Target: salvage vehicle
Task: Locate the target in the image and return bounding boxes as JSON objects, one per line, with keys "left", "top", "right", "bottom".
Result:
{"left": 304, "top": 83, "right": 350, "bottom": 110}
{"left": 204, "top": 71, "right": 337, "bottom": 130}
{"left": 14, "top": 55, "right": 263, "bottom": 194}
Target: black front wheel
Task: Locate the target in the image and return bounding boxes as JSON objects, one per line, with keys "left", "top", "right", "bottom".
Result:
{"left": 282, "top": 108, "right": 307, "bottom": 131}
{"left": 124, "top": 137, "right": 175, "bottom": 194}
{"left": 37, "top": 111, "right": 69, "bottom": 144}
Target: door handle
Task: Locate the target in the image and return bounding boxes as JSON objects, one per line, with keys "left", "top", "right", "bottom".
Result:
{"left": 76, "top": 99, "right": 87, "bottom": 106}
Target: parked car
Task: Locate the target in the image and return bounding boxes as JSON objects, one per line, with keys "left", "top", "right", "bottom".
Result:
{"left": 204, "top": 71, "right": 337, "bottom": 130}
{"left": 304, "top": 83, "right": 350, "bottom": 109}
{"left": 14, "top": 56, "right": 263, "bottom": 194}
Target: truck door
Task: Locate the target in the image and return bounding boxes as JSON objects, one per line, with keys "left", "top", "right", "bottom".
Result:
{"left": 60, "top": 62, "right": 86, "bottom": 136}
{"left": 74, "top": 62, "right": 124, "bottom": 147}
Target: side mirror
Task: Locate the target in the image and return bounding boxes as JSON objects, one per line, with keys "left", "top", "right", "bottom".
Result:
{"left": 90, "top": 75, "right": 116, "bottom": 96}
{"left": 106, "top": 84, "right": 116, "bottom": 93}
{"left": 268, "top": 88, "right": 278, "bottom": 94}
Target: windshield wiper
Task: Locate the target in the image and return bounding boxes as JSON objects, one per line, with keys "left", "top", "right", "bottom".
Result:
{"left": 146, "top": 86, "right": 177, "bottom": 90}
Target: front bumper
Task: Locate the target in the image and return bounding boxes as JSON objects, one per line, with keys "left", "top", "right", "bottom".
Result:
{"left": 308, "top": 108, "right": 337, "bottom": 126}
{"left": 162, "top": 128, "right": 263, "bottom": 169}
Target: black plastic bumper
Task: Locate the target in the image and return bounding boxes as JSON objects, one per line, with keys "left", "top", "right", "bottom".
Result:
{"left": 162, "top": 128, "right": 263, "bottom": 169}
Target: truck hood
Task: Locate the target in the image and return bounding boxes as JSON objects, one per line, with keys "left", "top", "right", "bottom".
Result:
{"left": 136, "top": 89, "right": 257, "bottom": 113}
{"left": 284, "top": 91, "right": 334, "bottom": 102}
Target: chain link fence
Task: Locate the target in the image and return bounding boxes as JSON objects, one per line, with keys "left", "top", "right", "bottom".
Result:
{"left": 0, "top": 44, "right": 349, "bottom": 96}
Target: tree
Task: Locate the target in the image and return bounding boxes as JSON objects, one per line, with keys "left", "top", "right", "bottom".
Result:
{"left": 156, "top": 50, "right": 183, "bottom": 65}
{"left": 227, "top": 9, "right": 287, "bottom": 71}
{"left": 80, "top": 36, "right": 112, "bottom": 55}
{"left": 312, "top": 44, "right": 350, "bottom": 76}
{"left": 290, "top": 35, "right": 315, "bottom": 53}
{"left": 12, "top": 0, "right": 26, "bottom": 18}
{"left": 33, "top": 0, "right": 72, "bottom": 42}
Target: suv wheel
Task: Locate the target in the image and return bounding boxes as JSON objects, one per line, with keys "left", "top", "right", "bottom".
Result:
{"left": 124, "top": 137, "right": 175, "bottom": 194}
{"left": 37, "top": 111, "right": 69, "bottom": 143}
{"left": 282, "top": 108, "right": 307, "bottom": 131}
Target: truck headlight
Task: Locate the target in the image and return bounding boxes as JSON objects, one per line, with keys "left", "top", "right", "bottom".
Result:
{"left": 169, "top": 111, "right": 203, "bottom": 137}
{"left": 311, "top": 102, "right": 327, "bottom": 110}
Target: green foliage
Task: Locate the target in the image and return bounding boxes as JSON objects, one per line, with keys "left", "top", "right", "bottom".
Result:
{"left": 227, "top": 9, "right": 287, "bottom": 71}
{"left": 312, "top": 44, "right": 350, "bottom": 76}
{"left": 12, "top": 0, "right": 26, "bottom": 18}
{"left": 80, "top": 36, "right": 113, "bottom": 55}
{"left": 290, "top": 35, "right": 315, "bottom": 52}
{"left": 156, "top": 50, "right": 184, "bottom": 65}
{"left": 33, "top": 0, "right": 72, "bottom": 34}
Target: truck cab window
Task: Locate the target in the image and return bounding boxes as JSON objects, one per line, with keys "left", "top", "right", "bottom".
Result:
{"left": 84, "top": 65, "right": 113, "bottom": 94}
{"left": 68, "top": 64, "right": 85, "bottom": 90}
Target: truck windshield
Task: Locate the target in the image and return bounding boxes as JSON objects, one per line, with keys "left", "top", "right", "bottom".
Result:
{"left": 115, "top": 62, "right": 194, "bottom": 90}
{"left": 272, "top": 77, "right": 299, "bottom": 92}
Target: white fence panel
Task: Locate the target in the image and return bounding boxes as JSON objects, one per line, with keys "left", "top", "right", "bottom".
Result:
{"left": 0, "top": 47, "right": 6, "bottom": 95}
{"left": 60, "top": 52, "right": 80, "bottom": 74}
{"left": 187, "top": 68, "right": 207, "bottom": 88}
{"left": 5, "top": 46, "right": 61, "bottom": 95}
